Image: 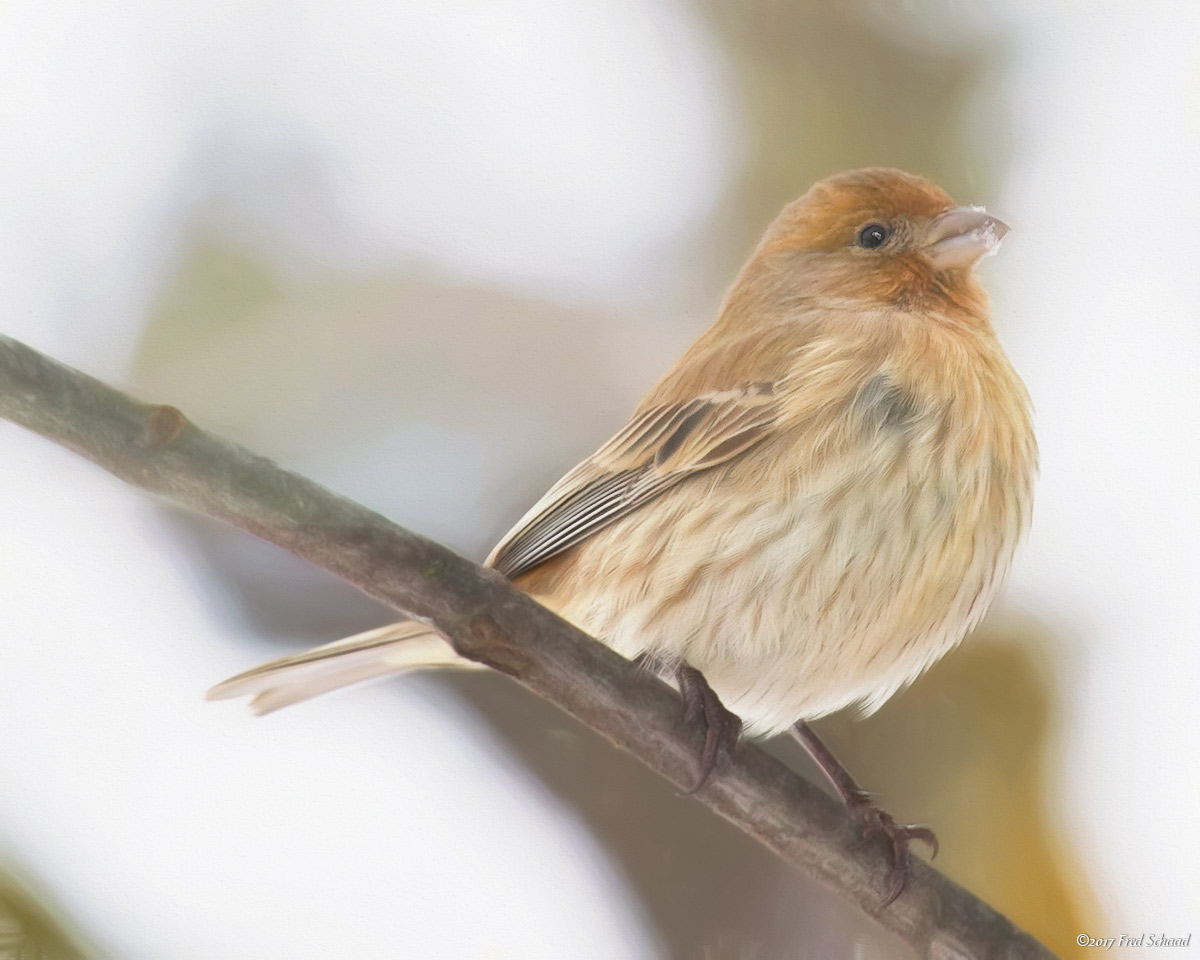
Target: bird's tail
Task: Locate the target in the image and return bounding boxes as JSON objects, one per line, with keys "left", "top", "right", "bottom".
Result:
{"left": 206, "top": 621, "right": 480, "bottom": 715}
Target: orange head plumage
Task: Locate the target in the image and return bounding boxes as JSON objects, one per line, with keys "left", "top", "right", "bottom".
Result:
{"left": 737, "top": 167, "right": 1008, "bottom": 320}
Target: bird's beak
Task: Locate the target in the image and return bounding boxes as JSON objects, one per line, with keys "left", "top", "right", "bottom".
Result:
{"left": 924, "top": 206, "right": 1009, "bottom": 271}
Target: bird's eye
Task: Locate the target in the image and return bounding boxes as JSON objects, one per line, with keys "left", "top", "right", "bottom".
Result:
{"left": 857, "top": 223, "right": 891, "bottom": 250}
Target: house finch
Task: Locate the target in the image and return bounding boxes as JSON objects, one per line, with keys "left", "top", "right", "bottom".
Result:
{"left": 210, "top": 167, "right": 1036, "bottom": 902}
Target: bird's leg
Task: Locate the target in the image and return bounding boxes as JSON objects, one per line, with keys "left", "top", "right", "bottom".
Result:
{"left": 791, "top": 721, "right": 938, "bottom": 906}
{"left": 675, "top": 664, "right": 742, "bottom": 792}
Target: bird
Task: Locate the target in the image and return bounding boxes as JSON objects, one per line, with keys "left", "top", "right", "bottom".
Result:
{"left": 209, "top": 167, "right": 1036, "bottom": 903}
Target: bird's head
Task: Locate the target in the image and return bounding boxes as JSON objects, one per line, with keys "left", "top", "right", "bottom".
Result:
{"left": 755, "top": 167, "right": 1008, "bottom": 313}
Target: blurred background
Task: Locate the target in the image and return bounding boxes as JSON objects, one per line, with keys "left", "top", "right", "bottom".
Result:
{"left": 1, "top": 1, "right": 1198, "bottom": 957}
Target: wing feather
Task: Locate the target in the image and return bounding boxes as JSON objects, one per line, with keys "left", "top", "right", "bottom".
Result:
{"left": 487, "top": 383, "right": 781, "bottom": 579}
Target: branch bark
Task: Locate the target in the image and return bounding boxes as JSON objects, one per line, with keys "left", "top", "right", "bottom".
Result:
{"left": 0, "top": 333, "right": 1055, "bottom": 959}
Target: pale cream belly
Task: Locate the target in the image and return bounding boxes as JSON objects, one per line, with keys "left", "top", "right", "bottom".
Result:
{"left": 532, "top": 463, "right": 1014, "bottom": 737}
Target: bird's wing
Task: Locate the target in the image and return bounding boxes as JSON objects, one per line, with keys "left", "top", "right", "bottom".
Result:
{"left": 486, "top": 381, "right": 783, "bottom": 579}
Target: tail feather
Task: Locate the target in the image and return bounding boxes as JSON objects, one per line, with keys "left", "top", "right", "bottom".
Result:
{"left": 207, "top": 621, "right": 479, "bottom": 715}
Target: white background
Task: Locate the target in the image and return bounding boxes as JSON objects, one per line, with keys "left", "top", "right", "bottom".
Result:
{"left": 1, "top": 1, "right": 1197, "bottom": 957}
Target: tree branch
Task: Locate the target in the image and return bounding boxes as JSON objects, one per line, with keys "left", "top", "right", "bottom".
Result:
{"left": 0, "top": 333, "right": 1054, "bottom": 959}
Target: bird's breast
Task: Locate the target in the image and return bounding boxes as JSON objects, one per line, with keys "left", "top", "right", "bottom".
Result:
{"left": 530, "top": 348, "right": 1034, "bottom": 736}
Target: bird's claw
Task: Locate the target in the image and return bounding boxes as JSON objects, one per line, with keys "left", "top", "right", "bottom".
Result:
{"left": 847, "top": 791, "right": 938, "bottom": 907}
{"left": 677, "top": 665, "right": 742, "bottom": 792}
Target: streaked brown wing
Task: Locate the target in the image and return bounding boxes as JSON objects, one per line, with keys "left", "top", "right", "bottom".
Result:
{"left": 486, "top": 383, "right": 781, "bottom": 579}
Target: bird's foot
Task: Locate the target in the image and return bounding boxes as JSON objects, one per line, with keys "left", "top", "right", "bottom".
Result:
{"left": 791, "top": 722, "right": 937, "bottom": 906}
{"left": 676, "top": 664, "right": 742, "bottom": 792}
{"left": 845, "top": 788, "right": 938, "bottom": 907}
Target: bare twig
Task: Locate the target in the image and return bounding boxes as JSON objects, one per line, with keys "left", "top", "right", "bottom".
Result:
{"left": 0, "top": 333, "right": 1055, "bottom": 959}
